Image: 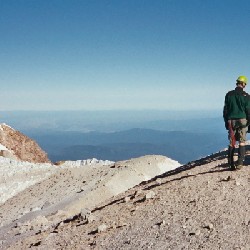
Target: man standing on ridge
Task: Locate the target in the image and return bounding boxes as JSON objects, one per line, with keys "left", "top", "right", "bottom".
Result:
{"left": 223, "top": 76, "right": 250, "bottom": 170}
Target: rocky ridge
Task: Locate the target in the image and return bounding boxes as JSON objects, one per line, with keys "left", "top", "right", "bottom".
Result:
{"left": 0, "top": 123, "right": 50, "bottom": 163}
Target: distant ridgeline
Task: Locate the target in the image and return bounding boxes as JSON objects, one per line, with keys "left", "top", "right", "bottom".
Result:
{"left": 28, "top": 128, "right": 227, "bottom": 164}
{"left": 0, "top": 110, "right": 226, "bottom": 164}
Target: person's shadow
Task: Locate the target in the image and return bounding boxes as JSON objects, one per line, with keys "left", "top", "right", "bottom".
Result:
{"left": 244, "top": 145, "right": 250, "bottom": 165}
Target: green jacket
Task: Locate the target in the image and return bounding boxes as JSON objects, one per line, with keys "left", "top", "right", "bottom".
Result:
{"left": 223, "top": 86, "right": 250, "bottom": 121}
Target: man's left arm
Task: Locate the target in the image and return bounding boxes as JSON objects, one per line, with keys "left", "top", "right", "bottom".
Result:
{"left": 223, "top": 95, "right": 229, "bottom": 130}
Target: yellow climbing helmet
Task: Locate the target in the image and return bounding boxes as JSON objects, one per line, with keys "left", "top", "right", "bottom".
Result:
{"left": 237, "top": 75, "right": 248, "bottom": 84}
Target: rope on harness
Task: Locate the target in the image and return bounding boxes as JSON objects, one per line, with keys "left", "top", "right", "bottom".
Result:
{"left": 228, "top": 120, "right": 236, "bottom": 148}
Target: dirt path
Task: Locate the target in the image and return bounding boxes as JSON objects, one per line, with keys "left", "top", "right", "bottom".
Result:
{"left": 0, "top": 155, "right": 180, "bottom": 249}
{"left": 1, "top": 149, "right": 249, "bottom": 249}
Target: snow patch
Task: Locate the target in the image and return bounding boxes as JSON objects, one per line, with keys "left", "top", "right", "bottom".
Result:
{"left": 0, "top": 155, "right": 180, "bottom": 206}
{"left": 158, "top": 157, "right": 181, "bottom": 172}
{"left": 0, "top": 157, "right": 114, "bottom": 204}
{"left": 0, "top": 157, "right": 56, "bottom": 204}
{"left": 0, "top": 143, "right": 8, "bottom": 151}
{"left": 59, "top": 158, "right": 114, "bottom": 168}
{"left": 0, "top": 123, "right": 14, "bottom": 131}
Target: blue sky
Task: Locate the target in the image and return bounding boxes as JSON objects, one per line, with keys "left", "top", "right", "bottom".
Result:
{"left": 0, "top": 0, "right": 250, "bottom": 111}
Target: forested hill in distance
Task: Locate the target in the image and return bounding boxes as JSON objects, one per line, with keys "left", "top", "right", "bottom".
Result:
{"left": 26, "top": 128, "right": 226, "bottom": 164}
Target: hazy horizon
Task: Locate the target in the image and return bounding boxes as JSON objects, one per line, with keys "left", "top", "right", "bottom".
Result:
{"left": 0, "top": 109, "right": 224, "bottom": 135}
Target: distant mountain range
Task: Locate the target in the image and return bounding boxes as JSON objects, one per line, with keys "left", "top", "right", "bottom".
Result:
{"left": 0, "top": 110, "right": 227, "bottom": 164}
{"left": 27, "top": 128, "right": 227, "bottom": 164}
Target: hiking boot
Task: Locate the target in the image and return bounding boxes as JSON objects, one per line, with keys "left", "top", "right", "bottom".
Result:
{"left": 236, "top": 164, "right": 243, "bottom": 170}
{"left": 230, "top": 164, "right": 236, "bottom": 171}
{"left": 237, "top": 145, "right": 245, "bottom": 168}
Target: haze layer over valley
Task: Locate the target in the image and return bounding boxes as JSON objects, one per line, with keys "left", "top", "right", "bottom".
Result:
{"left": 0, "top": 110, "right": 226, "bottom": 164}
